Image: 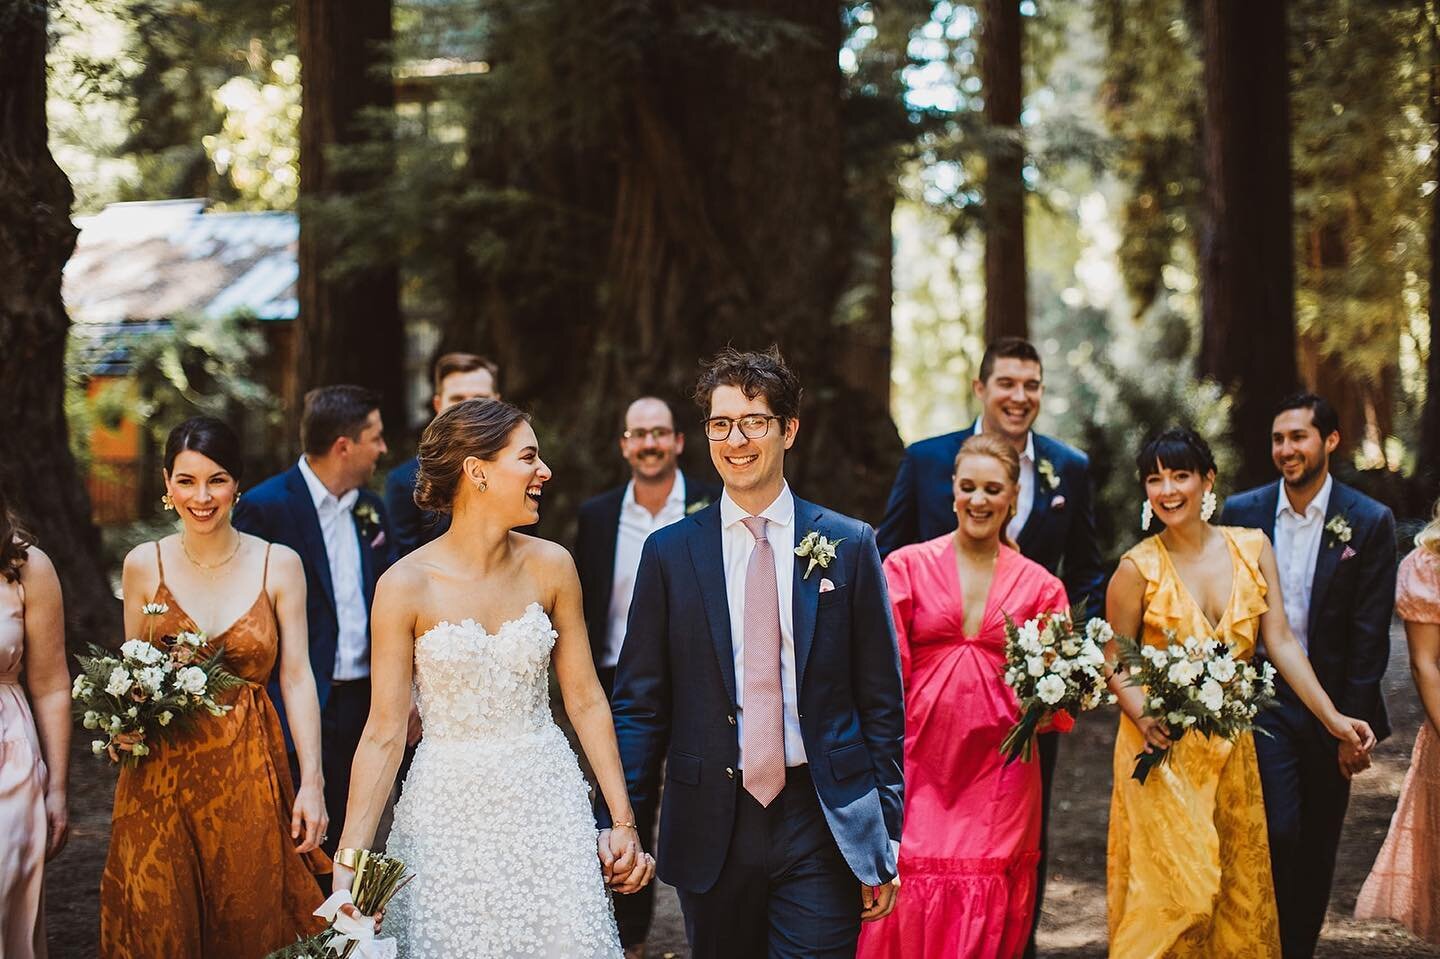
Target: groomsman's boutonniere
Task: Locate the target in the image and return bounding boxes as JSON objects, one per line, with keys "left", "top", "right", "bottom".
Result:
{"left": 1038, "top": 459, "right": 1061, "bottom": 492}
{"left": 354, "top": 502, "right": 385, "bottom": 548}
{"left": 686, "top": 497, "right": 712, "bottom": 516}
{"left": 795, "top": 530, "right": 843, "bottom": 580}
{"left": 1325, "top": 514, "right": 1353, "bottom": 549}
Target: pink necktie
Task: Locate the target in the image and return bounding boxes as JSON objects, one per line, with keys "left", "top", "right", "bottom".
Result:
{"left": 740, "top": 516, "right": 785, "bottom": 807}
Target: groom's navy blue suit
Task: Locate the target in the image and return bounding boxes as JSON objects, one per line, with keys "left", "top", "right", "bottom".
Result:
{"left": 607, "top": 495, "right": 903, "bottom": 956}
{"left": 1221, "top": 479, "right": 1395, "bottom": 959}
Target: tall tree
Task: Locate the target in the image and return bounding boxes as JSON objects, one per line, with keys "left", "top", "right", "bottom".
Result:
{"left": 0, "top": 0, "right": 116, "bottom": 638}
{"left": 981, "top": 0, "right": 1028, "bottom": 340}
{"left": 1198, "top": 0, "right": 1300, "bottom": 488}
{"left": 1422, "top": 0, "right": 1440, "bottom": 497}
{"left": 293, "top": 0, "right": 404, "bottom": 434}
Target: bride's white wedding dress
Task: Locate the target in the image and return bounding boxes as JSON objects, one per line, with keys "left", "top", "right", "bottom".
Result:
{"left": 384, "top": 601, "right": 623, "bottom": 957}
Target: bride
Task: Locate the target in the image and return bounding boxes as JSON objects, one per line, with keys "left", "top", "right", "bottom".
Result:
{"left": 332, "top": 398, "right": 653, "bottom": 957}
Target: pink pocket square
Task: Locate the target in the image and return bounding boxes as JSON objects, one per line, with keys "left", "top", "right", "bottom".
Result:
{"left": 819, "top": 578, "right": 836, "bottom": 593}
{"left": 1340, "top": 545, "right": 1356, "bottom": 561}
{"left": 371, "top": 530, "right": 387, "bottom": 549}
{"left": 1050, "top": 495, "right": 1066, "bottom": 511}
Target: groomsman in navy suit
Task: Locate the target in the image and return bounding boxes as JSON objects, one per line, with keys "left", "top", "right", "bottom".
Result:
{"left": 385, "top": 352, "right": 500, "bottom": 557}
{"left": 1220, "top": 392, "right": 1396, "bottom": 959}
{"left": 575, "top": 395, "right": 719, "bottom": 957}
{"left": 605, "top": 348, "right": 904, "bottom": 957}
{"left": 877, "top": 336, "right": 1104, "bottom": 954}
{"left": 234, "top": 385, "right": 397, "bottom": 856}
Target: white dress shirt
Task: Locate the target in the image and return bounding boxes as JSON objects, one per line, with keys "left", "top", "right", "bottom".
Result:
{"left": 973, "top": 417, "right": 1036, "bottom": 542}
{"left": 720, "top": 483, "right": 807, "bottom": 769}
{"left": 298, "top": 456, "right": 370, "bottom": 680}
{"left": 603, "top": 472, "right": 689, "bottom": 669}
{"left": 1273, "top": 474, "right": 1332, "bottom": 652}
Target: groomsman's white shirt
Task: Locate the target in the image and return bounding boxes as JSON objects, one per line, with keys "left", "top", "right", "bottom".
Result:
{"left": 973, "top": 417, "right": 1036, "bottom": 542}
{"left": 1273, "top": 474, "right": 1333, "bottom": 652}
{"left": 298, "top": 455, "right": 370, "bottom": 680}
{"left": 603, "top": 471, "right": 688, "bottom": 669}
{"left": 720, "top": 483, "right": 807, "bottom": 769}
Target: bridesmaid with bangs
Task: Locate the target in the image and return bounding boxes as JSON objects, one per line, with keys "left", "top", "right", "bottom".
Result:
{"left": 99, "top": 417, "right": 330, "bottom": 958}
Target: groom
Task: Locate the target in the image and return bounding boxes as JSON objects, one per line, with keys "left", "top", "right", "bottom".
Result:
{"left": 1220, "top": 392, "right": 1396, "bottom": 959}
{"left": 603, "top": 347, "right": 904, "bottom": 958}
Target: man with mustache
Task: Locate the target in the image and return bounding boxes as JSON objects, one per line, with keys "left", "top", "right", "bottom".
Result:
{"left": 575, "top": 395, "right": 719, "bottom": 957}
{"left": 1220, "top": 392, "right": 1396, "bottom": 958}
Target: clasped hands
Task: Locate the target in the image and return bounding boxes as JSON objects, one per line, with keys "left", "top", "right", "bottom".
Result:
{"left": 597, "top": 825, "right": 656, "bottom": 894}
{"left": 1134, "top": 711, "right": 1378, "bottom": 780}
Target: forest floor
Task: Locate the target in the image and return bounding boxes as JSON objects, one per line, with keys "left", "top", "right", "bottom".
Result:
{"left": 45, "top": 620, "right": 1440, "bottom": 958}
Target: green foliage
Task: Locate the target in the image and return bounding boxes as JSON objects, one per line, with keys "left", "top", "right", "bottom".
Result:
{"left": 203, "top": 55, "right": 301, "bottom": 211}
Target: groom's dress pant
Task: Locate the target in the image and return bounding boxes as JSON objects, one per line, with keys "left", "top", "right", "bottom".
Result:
{"left": 321, "top": 678, "right": 373, "bottom": 858}
{"left": 1256, "top": 678, "right": 1351, "bottom": 959}
{"left": 599, "top": 665, "right": 658, "bottom": 948}
{"left": 677, "top": 765, "right": 860, "bottom": 959}
{"left": 1023, "top": 728, "right": 1060, "bottom": 959}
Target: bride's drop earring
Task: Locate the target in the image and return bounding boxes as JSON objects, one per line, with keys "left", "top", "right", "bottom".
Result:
{"left": 1140, "top": 499, "right": 1153, "bottom": 531}
{"left": 1201, "top": 489, "right": 1217, "bottom": 522}
{"left": 475, "top": 477, "right": 488, "bottom": 493}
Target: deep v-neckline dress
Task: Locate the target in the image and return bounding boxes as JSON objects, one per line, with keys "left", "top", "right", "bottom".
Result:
{"left": 857, "top": 536, "right": 1069, "bottom": 959}
{"left": 98, "top": 543, "right": 329, "bottom": 958}
{"left": 1106, "top": 527, "right": 1282, "bottom": 957}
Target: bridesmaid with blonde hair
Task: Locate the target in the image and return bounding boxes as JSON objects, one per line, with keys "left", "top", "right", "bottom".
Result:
{"left": 0, "top": 483, "right": 70, "bottom": 959}
{"left": 1355, "top": 500, "right": 1440, "bottom": 943}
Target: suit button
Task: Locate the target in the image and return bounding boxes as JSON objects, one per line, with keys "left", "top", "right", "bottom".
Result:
{"left": 728, "top": 714, "right": 737, "bottom": 726}
{"left": 726, "top": 767, "right": 735, "bottom": 779}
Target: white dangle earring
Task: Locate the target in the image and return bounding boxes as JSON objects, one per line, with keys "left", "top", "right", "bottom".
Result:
{"left": 1140, "top": 499, "right": 1153, "bottom": 531}
{"left": 1201, "top": 489, "right": 1218, "bottom": 522}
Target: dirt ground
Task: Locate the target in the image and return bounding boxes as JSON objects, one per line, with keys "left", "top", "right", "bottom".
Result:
{"left": 44, "top": 620, "right": 1440, "bottom": 957}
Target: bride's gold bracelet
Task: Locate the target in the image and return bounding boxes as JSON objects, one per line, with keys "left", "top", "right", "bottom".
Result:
{"left": 333, "top": 847, "right": 364, "bottom": 870}
{"left": 610, "top": 820, "right": 638, "bottom": 831}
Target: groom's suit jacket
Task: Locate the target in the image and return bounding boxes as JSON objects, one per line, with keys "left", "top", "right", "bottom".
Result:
{"left": 233, "top": 466, "right": 396, "bottom": 747}
{"left": 876, "top": 426, "right": 1106, "bottom": 616}
{"left": 606, "top": 495, "right": 904, "bottom": 894}
{"left": 1220, "top": 479, "right": 1396, "bottom": 741}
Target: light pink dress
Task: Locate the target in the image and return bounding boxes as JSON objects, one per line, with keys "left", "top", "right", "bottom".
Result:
{"left": 856, "top": 538, "right": 1069, "bottom": 959}
{"left": 0, "top": 575, "right": 46, "bottom": 959}
{"left": 1355, "top": 547, "right": 1440, "bottom": 944}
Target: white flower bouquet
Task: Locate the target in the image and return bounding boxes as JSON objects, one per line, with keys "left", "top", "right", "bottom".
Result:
{"left": 1115, "top": 631, "right": 1277, "bottom": 783}
{"left": 999, "top": 608, "right": 1116, "bottom": 763}
{"left": 72, "top": 603, "right": 245, "bottom": 766}
{"left": 266, "top": 851, "right": 414, "bottom": 959}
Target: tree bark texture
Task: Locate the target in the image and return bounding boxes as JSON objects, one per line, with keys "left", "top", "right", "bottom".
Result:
{"left": 449, "top": 1, "right": 903, "bottom": 529}
{"left": 294, "top": 0, "right": 405, "bottom": 437}
{"left": 981, "top": 0, "right": 1028, "bottom": 340}
{"left": 1421, "top": 1, "right": 1440, "bottom": 501}
{"left": 1198, "top": 0, "right": 1300, "bottom": 489}
{"left": 0, "top": 1, "right": 119, "bottom": 640}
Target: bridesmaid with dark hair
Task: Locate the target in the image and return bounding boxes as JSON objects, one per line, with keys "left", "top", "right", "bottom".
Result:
{"left": 99, "top": 417, "right": 331, "bottom": 958}
{"left": 0, "top": 482, "right": 70, "bottom": 959}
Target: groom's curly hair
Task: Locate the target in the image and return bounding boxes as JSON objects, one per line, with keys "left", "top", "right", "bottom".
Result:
{"left": 693, "top": 346, "right": 803, "bottom": 423}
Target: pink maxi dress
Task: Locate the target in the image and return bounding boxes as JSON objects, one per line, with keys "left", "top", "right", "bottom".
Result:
{"left": 0, "top": 575, "right": 46, "bottom": 959}
{"left": 1355, "top": 546, "right": 1440, "bottom": 944}
{"left": 857, "top": 536, "right": 1069, "bottom": 959}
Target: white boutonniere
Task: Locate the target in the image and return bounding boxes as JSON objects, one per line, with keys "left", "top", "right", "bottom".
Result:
{"left": 1037, "top": 458, "right": 1061, "bottom": 492}
{"left": 795, "top": 530, "right": 843, "bottom": 580}
{"left": 686, "top": 497, "right": 712, "bottom": 516}
{"left": 1325, "top": 514, "right": 1353, "bottom": 548}
{"left": 354, "top": 502, "right": 384, "bottom": 546}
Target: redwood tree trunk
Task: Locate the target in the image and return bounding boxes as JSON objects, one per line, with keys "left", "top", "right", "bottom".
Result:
{"left": 1198, "top": 0, "right": 1299, "bottom": 488}
{"left": 981, "top": 0, "right": 1028, "bottom": 341}
{"left": 294, "top": 0, "right": 404, "bottom": 436}
{"left": 0, "top": 2, "right": 118, "bottom": 640}
{"left": 1421, "top": 1, "right": 1440, "bottom": 500}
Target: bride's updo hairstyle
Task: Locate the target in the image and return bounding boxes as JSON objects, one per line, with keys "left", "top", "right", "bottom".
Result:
{"left": 1135, "top": 427, "right": 1217, "bottom": 481}
{"left": 414, "top": 398, "right": 529, "bottom": 513}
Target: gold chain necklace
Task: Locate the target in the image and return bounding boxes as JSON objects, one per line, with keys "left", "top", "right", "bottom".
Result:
{"left": 181, "top": 531, "right": 243, "bottom": 572}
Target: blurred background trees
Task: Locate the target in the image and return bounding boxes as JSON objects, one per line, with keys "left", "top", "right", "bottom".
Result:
{"left": 11, "top": 0, "right": 1440, "bottom": 628}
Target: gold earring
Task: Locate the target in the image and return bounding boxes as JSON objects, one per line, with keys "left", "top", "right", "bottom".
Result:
{"left": 161, "top": 494, "right": 175, "bottom": 511}
{"left": 475, "top": 478, "right": 488, "bottom": 493}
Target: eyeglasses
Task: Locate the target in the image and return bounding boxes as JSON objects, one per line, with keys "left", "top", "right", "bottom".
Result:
{"left": 622, "top": 427, "right": 674, "bottom": 442}
{"left": 704, "top": 415, "right": 782, "bottom": 442}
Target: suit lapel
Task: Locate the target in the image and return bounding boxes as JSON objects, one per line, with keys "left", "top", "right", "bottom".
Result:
{"left": 1307, "top": 483, "right": 1348, "bottom": 633}
{"left": 1017, "top": 437, "right": 1050, "bottom": 552}
{"left": 791, "top": 498, "right": 823, "bottom": 695}
{"left": 283, "top": 468, "right": 336, "bottom": 613}
{"left": 686, "top": 507, "right": 737, "bottom": 706}
{"left": 598, "top": 487, "right": 625, "bottom": 615}
{"left": 1255, "top": 481, "right": 1281, "bottom": 541}
{"left": 353, "top": 504, "right": 376, "bottom": 612}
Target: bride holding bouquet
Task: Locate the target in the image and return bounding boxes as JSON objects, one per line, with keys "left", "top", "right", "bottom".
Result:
{"left": 1102, "top": 428, "right": 1374, "bottom": 958}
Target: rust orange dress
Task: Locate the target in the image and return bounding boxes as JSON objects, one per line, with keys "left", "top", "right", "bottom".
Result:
{"left": 99, "top": 543, "right": 330, "bottom": 958}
